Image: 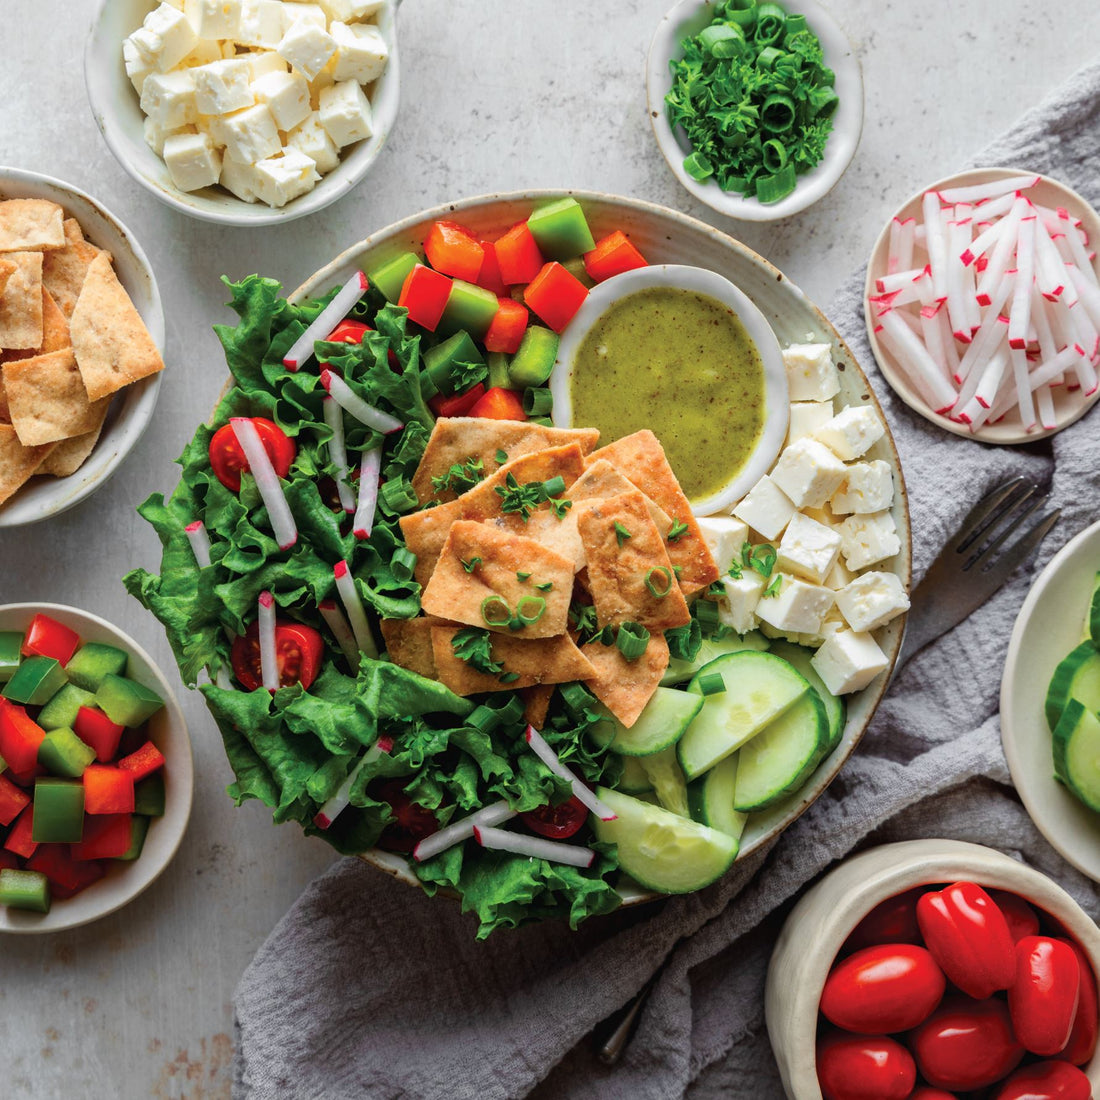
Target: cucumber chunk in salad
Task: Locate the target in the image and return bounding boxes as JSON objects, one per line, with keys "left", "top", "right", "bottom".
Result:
{"left": 1052, "top": 699, "right": 1100, "bottom": 811}
{"left": 589, "top": 686, "right": 703, "bottom": 756}
{"left": 687, "top": 755, "right": 748, "bottom": 845}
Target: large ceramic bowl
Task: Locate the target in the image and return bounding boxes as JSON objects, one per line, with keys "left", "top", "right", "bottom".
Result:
{"left": 0, "top": 167, "right": 165, "bottom": 528}
{"left": 286, "top": 190, "right": 912, "bottom": 903}
{"left": 765, "top": 839, "right": 1100, "bottom": 1099}
{"left": 85, "top": 0, "right": 402, "bottom": 226}
{"left": 0, "top": 603, "right": 193, "bottom": 934}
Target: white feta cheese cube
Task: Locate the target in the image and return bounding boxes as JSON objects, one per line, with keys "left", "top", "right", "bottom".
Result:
{"left": 237, "top": 0, "right": 286, "bottom": 47}
{"left": 140, "top": 70, "right": 199, "bottom": 129}
{"left": 835, "top": 571, "right": 910, "bottom": 633}
{"left": 718, "top": 573, "right": 765, "bottom": 635}
{"left": 825, "top": 555, "right": 856, "bottom": 591}
{"left": 124, "top": 37, "right": 154, "bottom": 94}
{"left": 250, "top": 69, "right": 311, "bottom": 130}
{"left": 787, "top": 401, "right": 834, "bottom": 445}
{"left": 320, "top": 0, "right": 384, "bottom": 22}
{"left": 220, "top": 154, "right": 261, "bottom": 201}
{"left": 801, "top": 503, "right": 839, "bottom": 529}
{"left": 813, "top": 405, "right": 886, "bottom": 461}
{"left": 286, "top": 111, "right": 340, "bottom": 172}
{"left": 783, "top": 342, "right": 840, "bottom": 402}
{"left": 776, "top": 513, "right": 842, "bottom": 584}
{"left": 210, "top": 102, "right": 281, "bottom": 162}
{"left": 280, "top": 1, "right": 328, "bottom": 28}
{"left": 810, "top": 630, "right": 889, "bottom": 694}
{"left": 731, "top": 475, "right": 796, "bottom": 541}
{"left": 163, "top": 130, "right": 223, "bottom": 192}
{"left": 139, "top": 3, "right": 199, "bottom": 71}
{"left": 193, "top": 59, "right": 255, "bottom": 115}
{"left": 330, "top": 20, "right": 388, "bottom": 83}
{"left": 696, "top": 516, "right": 749, "bottom": 577}
{"left": 245, "top": 49, "right": 290, "bottom": 79}
{"left": 839, "top": 510, "right": 901, "bottom": 571}
{"left": 318, "top": 79, "right": 372, "bottom": 146}
{"left": 754, "top": 573, "right": 835, "bottom": 637}
{"left": 185, "top": 0, "right": 243, "bottom": 38}
{"left": 277, "top": 19, "right": 336, "bottom": 79}
{"left": 179, "top": 38, "right": 227, "bottom": 67}
{"left": 251, "top": 148, "right": 320, "bottom": 206}
{"left": 771, "top": 438, "right": 847, "bottom": 509}
{"left": 144, "top": 117, "right": 196, "bottom": 157}
{"left": 831, "top": 460, "right": 894, "bottom": 516}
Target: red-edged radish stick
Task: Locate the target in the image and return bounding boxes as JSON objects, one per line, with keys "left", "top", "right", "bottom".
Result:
{"left": 973, "top": 346, "right": 1009, "bottom": 409}
{"left": 318, "top": 598, "right": 360, "bottom": 674}
{"left": 937, "top": 175, "right": 1040, "bottom": 204}
{"left": 1031, "top": 289, "right": 1062, "bottom": 382}
{"left": 955, "top": 272, "right": 1014, "bottom": 385}
{"left": 258, "top": 590, "right": 279, "bottom": 692}
{"left": 918, "top": 300, "right": 950, "bottom": 380}
{"left": 353, "top": 447, "right": 382, "bottom": 540}
{"left": 312, "top": 735, "right": 394, "bottom": 830}
{"left": 523, "top": 725, "right": 617, "bottom": 821}
{"left": 1008, "top": 215, "right": 1037, "bottom": 350}
{"left": 1068, "top": 265, "right": 1100, "bottom": 330}
{"left": 323, "top": 397, "right": 355, "bottom": 513}
{"left": 1065, "top": 300, "right": 1100, "bottom": 377}
{"left": 945, "top": 219, "right": 973, "bottom": 343}
{"left": 876, "top": 265, "right": 928, "bottom": 295}
{"left": 961, "top": 215, "right": 1009, "bottom": 267}
{"left": 472, "top": 824, "right": 595, "bottom": 868}
{"left": 231, "top": 417, "right": 298, "bottom": 550}
{"left": 320, "top": 369, "right": 403, "bottom": 435}
{"left": 333, "top": 559, "right": 379, "bottom": 659}
{"left": 976, "top": 197, "right": 1027, "bottom": 305}
{"left": 953, "top": 316, "right": 1010, "bottom": 411}
{"left": 185, "top": 520, "right": 212, "bottom": 567}
{"left": 412, "top": 801, "right": 516, "bottom": 863}
{"left": 988, "top": 344, "right": 1083, "bottom": 421}
{"left": 283, "top": 270, "right": 370, "bottom": 371}
{"left": 971, "top": 191, "right": 1018, "bottom": 222}
{"left": 1036, "top": 384, "right": 1057, "bottom": 430}
{"left": 888, "top": 217, "right": 916, "bottom": 274}
{"left": 923, "top": 192, "right": 949, "bottom": 299}
{"left": 1010, "top": 347, "right": 1037, "bottom": 431}
{"left": 1033, "top": 217, "right": 1069, "bottom": 301}
{"left": 877, "top": 314, "right": 955, "bottom": 413}
{"left": 1055, "top": 208, "right": 1095, "bottom": 274}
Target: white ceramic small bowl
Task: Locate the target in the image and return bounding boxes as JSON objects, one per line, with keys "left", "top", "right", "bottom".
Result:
{"left": 549, "top": 263, "right": 788, "bottom": 514}
{"left": 647, "top": 0, "right": 863, "bottom": 222}
{"left": 0, "top": 167, "right": 165, "bottom": 528}
{"left": 765, "top": 838, "right": 1100, "bottom": 1099}
{"left": 0, "top": 603, "right": 193, "bottom": 934}
{"left": 85, "top": 0, "right": 402, "bottom": 226}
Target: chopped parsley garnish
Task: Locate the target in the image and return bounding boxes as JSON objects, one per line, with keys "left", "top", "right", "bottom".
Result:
{"left": 494, "top": 473, "right": 569, "bottom": 522}
{"left": 461, "top": 556, "right": 482, "bottom": 573}
{"left": 614, "top": 522, "right": 632, "bottom": 547}
{"left": 451, "top": 627, "right": 502, "bottom": 675}
{"left": 727, "top": 559, "right": 744, "bottom": 580}
{"left": 548, "top": 498, "right": 572, "bottom": 520}
{"left": 667, "top": 519, "right": 689, "bottom": 542}
{"left": 534, "top": 581, "right": 553, "bottom": 592}
{"left": 742, "top": 541, "right": 777, "bottom": 578}
{"left": 516, "top": 571, "right": 531, "bottom": 582}
{"left": 431, "top": 456, "right": 484, "bottom": 496}
{"left": 495, "top": 449, "right": 509, "bottom": 464}
{"left": 763, "top": 575, "right": 783, "bottom": 598}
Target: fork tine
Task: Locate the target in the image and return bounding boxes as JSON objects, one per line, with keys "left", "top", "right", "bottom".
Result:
{"left": 978, "top": 508, "right": 1061, "bottom": 578}
{"left": 949, "top": 477, "right": 1034, "bottom": 555}
{"left": 963, "top": 494, "right": 1044, "bottom": 570}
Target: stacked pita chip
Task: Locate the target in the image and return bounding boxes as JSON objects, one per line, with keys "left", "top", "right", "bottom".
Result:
{"left": 0, "top": 198, "right": 164, "bottom": 507}
{"left": 393, "top": 420, "right": 719, "bottom": 728}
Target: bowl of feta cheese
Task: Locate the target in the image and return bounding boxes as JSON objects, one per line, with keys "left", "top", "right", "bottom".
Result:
{"left": 85, "top": 0, "right": 401, "bottom": 224}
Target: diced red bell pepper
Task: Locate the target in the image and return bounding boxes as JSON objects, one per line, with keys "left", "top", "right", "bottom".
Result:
{"left": 7, "top": 764, "right": 44, "bottom": 787}
{"left": 83, "top": 765, "right": 135, "bottom": 815}
{"left": 483, "top": 299, "right": 530, "bottom": 355}
{"left": 72, "top": 813, "right": 133, "bottom": 861}
{"left": 494, "top": 221, "right": 545, "bottom": 285}
{"left": 0, "top": 772, "right": 31, "bottom": 827}
{"left": 583, "top": 230, "right": 648, "bottom": 283}
{"left": 21, "top": 614, "right": 81, "bottom": 665}
{"left": 424, "top": 220, "right": 484, "bottom": 283}
{"left": 523, "top": 262, "right": 589, "bottom": 333}
{"left": 916, "top": 881, "right": 1016, "bottom": 999}
{"left": 26, "top": 844, "right": 105, "bottom": 898}
{"left": 73, "top": 706, "right": 125, "bottom": 764}
{"left": 475, "top": 239, "right": 507, "bottom": 295}
{"left": 0, "top": 702, "right": 47, "bottom": 775}
{"left": 118, "top": 741, "right": 166, "bottom": 782}
{"left": 398, "top": 264, "right": 453, "bottom": 332}
{"left": 428, "top": 382, "right": 486, "bottom": 418}
{"left": 4, "top": 804, "right": 37, "bottom": 858}
{"left": 467, "top": 387, "right": 526, "bottom": 421}
{"left": 1009, "top": 936, "right": 1081, "bottom": 1056}
{"left": 1056, "top": 936, "right": 1099, "bottom": 1065}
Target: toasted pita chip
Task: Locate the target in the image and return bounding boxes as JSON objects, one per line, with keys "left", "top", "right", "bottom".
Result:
{"left": 575, "top": 490, "right": 691, "bottom": 631}
{"left": 586, "top": 430, "right": 719, "bottom": 595}
{"left": 38, "top": 288, "right": 70, "bottom": 354}
{"left": 422, "top": 520, "right": 574, "bottom": 638}
{"left": 3, "top": 349, "right": 110, "bottom": 446}
{"left": 41, "top": 222, "right": 103, "bottom": 318}
{"left": 582, "top": 633, "right": 670, "bottom": 728}
{"left": 379, "top": 617, "right": 440, "bottom": 679}
{"left": 70, "top": 253, "right": 164, "bottom": 401}
{"left": 521, "top": 684, "right": 556, "bottom": 730}
{"left": 0, "top": 258, "right": 15, "bottom": 299}
{"left": 431, "top": 625, "right": 597, "bottom": 696}
{"left": 0, "top": 376, "right": 8, "bottom": 423}
{"left": 0, "top": 252, "right": 44, "bottom": 350}
{"left": 0, "top": 199, "right": 64, "bottom": 252}
{"left": 0, "top": 424, "right": 55, "bottom": 506}
{"left": 38, "top": 397, "right": 109, "bottom": 477}
{"left": 412, "top": 418, "right": 600, "bottom": 504}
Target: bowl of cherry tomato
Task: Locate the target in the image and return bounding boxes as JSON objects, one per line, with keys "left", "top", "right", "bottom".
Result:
{"left": 765, "top": 839, "right": 1100, "bottom": 1099}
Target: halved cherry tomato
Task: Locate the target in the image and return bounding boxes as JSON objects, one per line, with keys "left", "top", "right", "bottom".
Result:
{"left": 912, "top": 995, "right": 1025, "bottom": 1091}
{"left": 326, "top": 319, "right": 369, "bottom": 345}
{"left": 428, "top": 382, "right": 486, "bottom": 418}
{"left": 1055, "top": 936, "right": 1099, "bottom": 1065}
{"left": 816, "top": 1032, "right": 916, "bottom": 1100}
{"left": 521, "top": 795, "right": 587, "bottom": 839}
{"left": 373, "top": 779, "right": 439, "bottom": 852}
{"left": 842, "top": 887, "right": 923, "bottom": 953}
{"left": 1009, "top": 936, "right": 1081, "bottom": 1056}
{"left": 209, "top": 417, "right": 296, "bottom": 492}
{"left": 989, "top": 889, "right": 1041, "bottom": 943}
{"left": 230, "top": 619, "right": 323, "bottom": 692}
{"left": 995, "top": 1060, "right": 1092, "bottom": 1100}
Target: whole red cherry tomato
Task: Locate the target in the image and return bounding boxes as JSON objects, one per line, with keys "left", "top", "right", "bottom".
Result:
{"left": 1010, "top": 936, "right": 1081, "bottom": 1056}
{"left": 820, "top": 943, "right": 945, "bottom": 1033}
{"left": 909, "top": 1090, "right": 957, "bottom": 1100}
{"left": 1055, "top": 937, "right": 1099, "bottom": 1065}
{"left": 842, "top": 887, "right": 923, "bottom": 953}
{"left": 912, "top": 995, "right": 1025, "bottom": 1091}
{"left": 230, "top": 619, "right": 323, "bottom": 692}
{"left": 520, "top": 795, "right": 587, "bottom": 840}
{"left": 989, "top": 889, "right": 1041, "bottom": 943}
{"left": 209, "top": 417, "right": 296, "bottom": 492}
{"left": 994, "top": 1060, "right": 1092, "bottom": 1100}
{"left": 916, "top": 881, "right": 1016, "bottom": 999}
{"left": 373, "top": 779, "right": 439, "bottom": 852}
{"left": 816, "top": 1032, "right": 916, "bottom": 1100}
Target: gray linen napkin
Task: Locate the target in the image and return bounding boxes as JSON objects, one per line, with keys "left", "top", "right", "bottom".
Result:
{"left": 234, "top": 57, "right": 1100, "bottom": 1100}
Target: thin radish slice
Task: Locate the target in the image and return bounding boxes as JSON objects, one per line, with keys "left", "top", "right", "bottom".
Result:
{"left": 936, "top": 175, "right": 1040, "bottom": 204}
{"left": 975, "top": 197, "right": 1027, "bottom": 305}
{"left": 258, "top": 590, "right": 278, "bottom": 692}
{"left": 215, "top": 665, "right": 233, "bottom": 691}
{"left": 1036, "top": 384, "right": 1057, "bottom": 430}
{"left": 230, "top": 418, "right": 298, "bottom": 550}
{"left": 185, "top": 520, "right": 212, "bottom": 568}
{"left": 955, "top": 272, "right": 1014, "bottom": 385}
{"left": 318, "top": 598, "right": 361, "bottom": 674}
{"left": 945, "top": 219, "right": 972, "bottom": 342}
{"left": 473, "top": 825, "right": 595, "bottom": 869}
{"left": 333, "top": 559, "right": 379, "bottom": 658}
{"left": 524, "top": 725, "right": 617, "bottom": 821}
{"left": 922, "top": 192, "right": 949, "bottom": 299}
{"left": 323, "top": 397, "right": 355, "bottom": 513}
{"left": 353, "top": 447, "right": 382, "bottom": 540}
{"left": 989, "top": 344, "right": 1082, "bottom": 421}
{"left": 1068, "top": 264, "right": 1100, "bottom": 330}
{"left": 283, "top": 270, "right": 369, "bottom": 371}
{"left": 312, "top": 735, "right": 394, "bottom": 829}
{"left": 1007, "top": 215, "right": 1037, "bottom": 350}
{"left": 876, "top": 265, "right": 929, "bottom": 295}
{"left": 973, "top": 347, "right": 1009, "bottom": 408}
{"left": 320, "top": 370, "right": 403, "bottom": 435}
{"left": 878, "top": 310, "right": 957, "bottom": 412}
{"left": 412, "top": 801, "right": 516, "bottom": 863}
{"left": 1010, "top": 347, "right": 1037, "bottom": 431}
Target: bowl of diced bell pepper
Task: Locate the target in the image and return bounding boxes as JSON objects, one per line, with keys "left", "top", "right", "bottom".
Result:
{"left": 0, "top": 604, "right": 192, "bottom": 933}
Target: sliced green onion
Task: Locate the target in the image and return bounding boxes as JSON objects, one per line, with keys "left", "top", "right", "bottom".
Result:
{"left": 809, "top": 85, "right": 840, "bottom": 119}
{"left": 694, "top": 599, "right": 720, "bottom": 632}
{"left": 697, "top": 671, "right": 727, "bottom": 696}
{"left": 560, "top": 681, "right": 597, "bottom": 719}
{"left": 784, "top": 13, "right": 807, "bottom": 35}
{"left": 497, "top": 693, "right": 526, "bottom": 724}
{"left": 614, "top": 522, "right": 632, "bottom": 548}
{"left": 699, "top": 22, "right": 744, "bottom": 57}
{"left": 722, "top": 0, "right": 758, "bottom": 28}
{"left": 462, "top": 556, "right": 482, "bottom": 574}
{"left": 761, "top": 92, "right": 797, "bottom": 133}
{"left": 597, "top": 624, "right": 615, "bottom": 646}
{"left": 753, "top": 2, "right": 786, "bottom": 45}
{"left": 391, "top": 546, "right": 418, "bottom": 582}
{"left": 756, "top": 163, "right": 798, "bottom": 204}
{"left": 720, "top": 175, "right": 751, "bottom": 195}
{"left": 529, "top": 416, "right": 555, "bottom": 428}
{"left": 516, "top": 596, "right": 547, "bottom": 625}
{"left": 541, "top": 475, "right": 566, "bottom": 498}
{"left": 516, "top": 571, "right": 531, "bottom": 582}
{"left": 466, "top": 704, "right": 503, "bottom": 734}
{"left": 534, "top": 581, "right": 553, "bottom": 592}
{"left": 498, "top": 671, "right": 520, "bottom": 684}
{"left": 762, "top": 138, "right": 788, "bottom": 173}
{"left": 645, "top": 567, "right": 674, "bottom": 599}
{"left": 523, "top": 387, "right": 554, "bottom": 417}
{"left": 480, "top": 595, "right": 511, "bottom": 626}
{"left": 667, "top": 519, "right": 689, "bottom": 541}
{"left": 380, "top": 477, "right": 420, "bottom": 514}
{"left": 616, "top": 621, "right": 650, "bottom": 661}
{"left": 683, "top": 151, "right": 714, "bottom": 182}
{"left": 755, "top": 44, "right": 783, "bottom": 69}
{"left": 672, "top": 564, "right": 683, "bottom": 577}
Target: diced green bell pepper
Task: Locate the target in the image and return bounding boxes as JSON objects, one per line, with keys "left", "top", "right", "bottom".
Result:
{"left": 368, "top": 251, "right": 419, "bottom": 303}
{"left": 94, "top": 675, "right": 165, "bottom": 728}
{"left": 527, "top": 198, "right": 596, "bottom": 260}
{"left": 38, "top": 728, "right": 97, "bottom": 779}
{"left": 117, "top": 815, "right": 150, "bottom": 861}
{"left": 421, "top": 330, "right": 486, "bottom": 397}
{"left": 438, "top": 280, "right": 499, "bottom": 338}
{"left": 31, "top": 778, "right": 85, "bottom": 843}
{"left": 561, "top": 256, "right": 596, "bottom": 289}
{"left": 0, "top": 632, "right": 23, "bottom": 683}
{"left": 3, "top": 656, "right": 67, "bottom": 706}
{"left": 38, "top": 683, "right": 97, "bottom": 731}
{"left": 507, "top": 326, "right": 560, "bottom": 388}
{"left": 0, "top": 868, "right": 51, "bottom": 913}
{"left": 487, "top": 352, "right": 512, "bottom": 390}
{"left": 134, "top": 773, "right": 166, "bottom": 817}
{"left": 65, "top": 643, "right": 128, "bottom": 692}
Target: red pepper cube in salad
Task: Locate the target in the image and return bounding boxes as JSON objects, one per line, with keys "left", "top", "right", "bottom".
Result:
{"left": 73, "top": 706, "right": 125, "bottom": 763}
{"left": 494, "top": 221, "right": 545, "bottom": 285}
{"left": 4, "top": 804, "right": 37, "bottom": 858}
{"left": 467, "top": 386, "right": 526, "bottom": 421}
{"left": 424, "top": 220, "right": 485, "bottom": 283}
{"left": 475, "top": 239, "right": 507, "bottom": 295}
{"left": 117, "top": 741, "right": 166, "bottom": 782}
{"left": 584, "top": 230, "right": 648, "bottom": 283}
{"left": 398, "top": 263, "right": 453, "bottom": 332}
{"left": 483, "top": 298, "right": 530, "bottom": 355}
{"left": 428, "top": 383, "right": 486, "bottom": 419}
{"left": 0, "top": 702, "right": 47, "bottom": 775}
{"left": 527, "top": 197, "right": 596, "bottom": 260}
{"left": 0, "top": 772, "right": 30, "bottom": 826}
{"left": 20, "top": 614, "right": 81, "bottom": 666}
{"left": 524, "top": 262, "right": 589, "bottom": 333}
{"left": 72, "top": 813, "right": 134, "bottom": 861}
{"left": 83, "top": 764, "right": 135, "bottom": 815}
{"left": 26, "top": 843, "right": 105, "bottom": 898}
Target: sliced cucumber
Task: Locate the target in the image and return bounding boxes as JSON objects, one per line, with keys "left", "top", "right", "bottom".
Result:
{"left": 1052, "top": 698, "right": 1100, "bottom": 811}
{"left": 661, "top": 630, "right": 770, "bottom": 686}
{"left": 588, "top": 687, "right": 703, "bottom": 756}
{"left": 687, "top": 754, "right": 748, "bottom": 844}
{"left": 678, "top": 651, "right": 809, "bottom": 780}
{"left": 733, "top": 690, "right": 829, "bottom": 812}
{"left": 593, "top": 787, "right": 740, "bottom": 894}
{"left": 1089, "top": 571, "right": 1100, "bottom": 645}
{"left": 616, "top": 754, "right": 653, "bottom": 794}
{"left": 639, "top": 745, "right": 690, "bottom": 818}
{"left": 769, "top": 640, "right": 846, "bottom": 754}
{"left": 1045, "top": 641, "right": 1100, "bottom": 733}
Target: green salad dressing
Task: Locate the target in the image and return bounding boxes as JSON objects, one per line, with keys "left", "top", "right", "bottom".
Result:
{"left": 569, "top": 286, "right": 766, "bottom": 501}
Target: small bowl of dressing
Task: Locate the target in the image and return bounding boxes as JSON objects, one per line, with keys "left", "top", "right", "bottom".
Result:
{"left": 549, "top": 264, "right": 788, "bottom": 515}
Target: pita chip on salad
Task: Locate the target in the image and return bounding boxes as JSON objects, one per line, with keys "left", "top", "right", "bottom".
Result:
{"left": 582, "top": 632, "right": 670, "bottom": 728}
{"left": 379, "top": 616, "right": 440, "bottom": 680}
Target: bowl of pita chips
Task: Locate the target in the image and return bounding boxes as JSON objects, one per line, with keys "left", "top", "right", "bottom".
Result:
{"left": 0, "top": 167, "right": 165, "bottom": 526}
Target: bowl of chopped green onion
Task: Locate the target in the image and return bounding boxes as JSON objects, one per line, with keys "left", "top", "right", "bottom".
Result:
{"left": 648, "top": 0, "right": 864, "bottom": 221}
